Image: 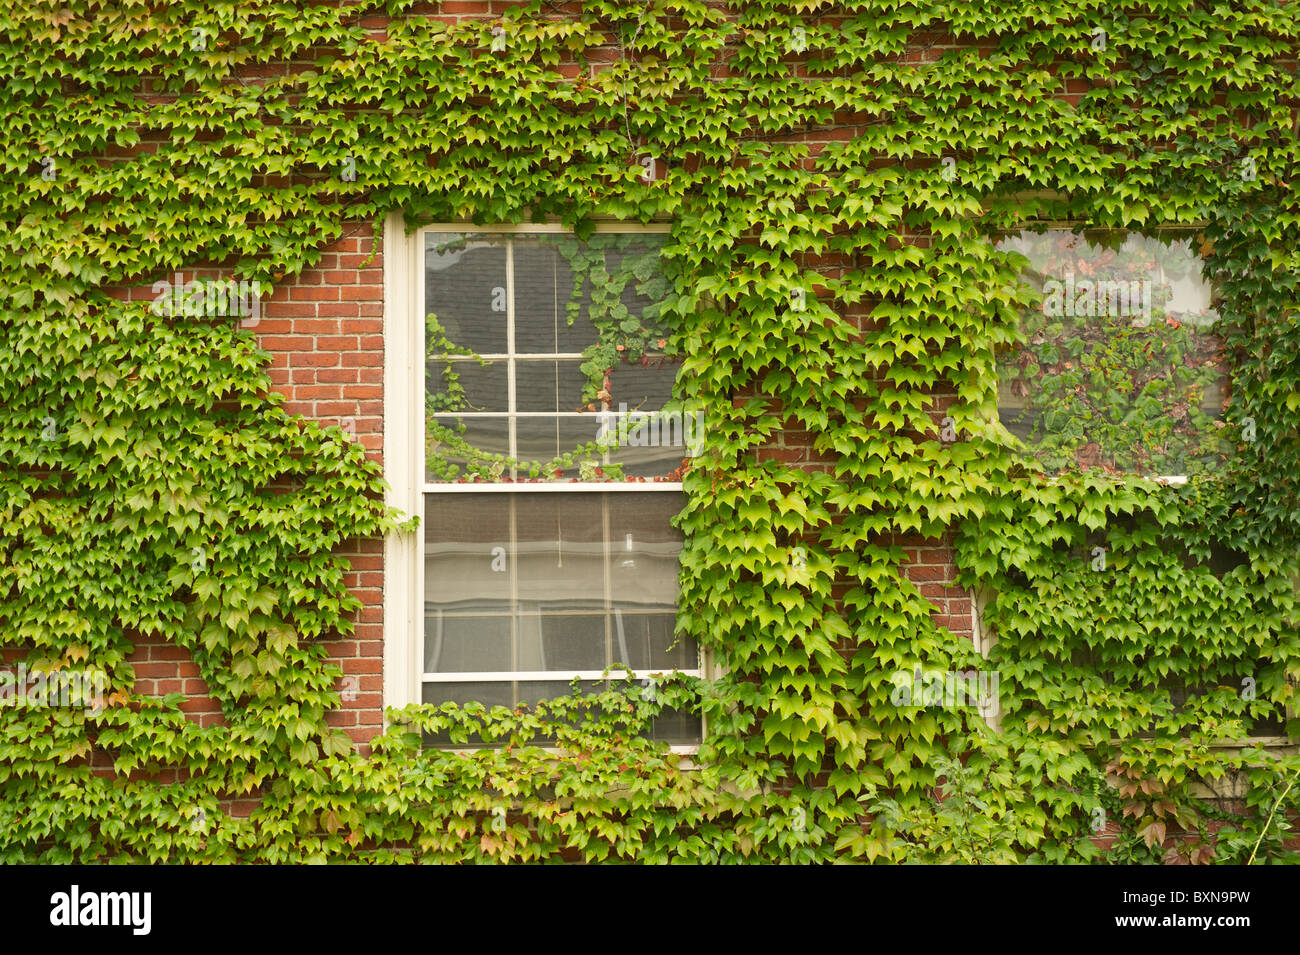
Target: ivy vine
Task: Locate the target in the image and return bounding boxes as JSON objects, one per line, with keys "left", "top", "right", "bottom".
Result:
{"left": 1, "top": 0, "right": 1298, "bottom": 863}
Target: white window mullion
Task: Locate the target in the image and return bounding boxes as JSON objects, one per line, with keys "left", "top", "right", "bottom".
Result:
{"left": 505, "top": 239, "right": 518, "bottom": 468}
{"left": 509, "top": 493, "right": 519, "bottom": 695}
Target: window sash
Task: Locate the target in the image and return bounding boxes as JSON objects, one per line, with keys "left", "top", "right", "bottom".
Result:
{"left": 422, "top": 228, "right": 683, "bottom": 482}
{"left": 413, "top": 222, "right": 700, "bottom": 746}
{"left": 420, "top": 490, "right": 695, "bottom": 680}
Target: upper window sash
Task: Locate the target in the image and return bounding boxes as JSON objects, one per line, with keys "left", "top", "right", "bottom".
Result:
{"left": 419, "top": 223, "right": 692, "bottom": 485}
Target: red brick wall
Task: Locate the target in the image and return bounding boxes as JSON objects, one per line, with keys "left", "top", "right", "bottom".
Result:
{"left": 905, "top": 535, "right": 974, "bottom": 642}
{"left": 108, "top": 223, "right": 391, "bottom": 748}
{"left": 127, "top": 633, "right": 222, "bottom": 728}
{"left": 259, "top": 224, "right": 387, "bottom": 747}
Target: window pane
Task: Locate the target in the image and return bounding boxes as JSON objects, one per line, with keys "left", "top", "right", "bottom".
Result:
{"left": 425, "top": 233, "right": 509, "bottom": 356}
{"left": 604, "top": 236, "right": 672, "bottom": 322}
{"left": 552, "top": 248, "right": 601, "bottom": 353}
{"left": 540, "top": 234, "right": 673, "bottom": 354}
{"left": 559, "top": 359, "right": 590, "bottom": 412}
{"left": 515, "top": 359, "right": 558, "bottom": 413}
{"left": 420, "top": 679, "right": 699, "bottom": 746}
{"left": 994, "top": 230, "right": 1230, "bottom": 476}
{"left": 427, "top": 415, "right": 511, "bottom": 481}
{"left": 515, "top": 417, "right": 602, "bottom": 474}
{"left": 425, "top": 614, "right": 511, "bottom": 672}
{"left": 424, "top": 680, "right": 517, "bottom": 709}
{"left": 614, "top": 612, "right": 694, "bottom": 671}
{"left": 421, "top": 679, "right": 604, "bottom": 746}
{"left": 426, "top": 359, "right": 507, "bottom": 413}
{"left": 521, "top": 611, "right": 607, "bottom": 671}
{"left": 424, "top": 231, "right": 681, "bottom": 482}
{"left": 607, "top": 357, "right": 677, "bottom": 410}
{"left": 512, "top": 239, "right": 564, "bottom": 353}
{"left": 601, "top": 413, "right": 697, "bottom": 478}
{"left": 609, "top": 493, "right": 683, "bottom": 611}
{"left": 515, "top": 359, "right": 588, "bottom": 413}
{"left": 514, "top": 494, "right": 605, "bottom": 605}
{"left": 606, "top": 496, "right": 695, "bottom": 670}
{"left": 422, "top": 492, "right": 687, "bottom": 667}
{"left": 650, "top": 707, "right": 704, "bottom": 746}
{"left": 423, "top": 495, "right": 511, "bottom": 605}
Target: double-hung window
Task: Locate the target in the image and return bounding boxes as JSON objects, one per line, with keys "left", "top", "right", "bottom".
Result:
{"left": 383, "top": 220, "right": 702, "bottom": 748}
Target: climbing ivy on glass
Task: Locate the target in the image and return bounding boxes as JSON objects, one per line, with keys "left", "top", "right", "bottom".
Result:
{"left": 995, "top": 229, "right": 1232, "bottom": 476}
{"left": 422, "top": 231, "right": 673, "bottom": 481}
{"left": 1, "top": 0, "right": 1299, "bottom": 863}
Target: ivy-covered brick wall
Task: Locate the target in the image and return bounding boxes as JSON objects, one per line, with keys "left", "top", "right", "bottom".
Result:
{"left": 4, "top": 0, "right": 1299, "bottom": 865}
{"left": 105, "top": 224, "right": 980, "bottom": 748}
{"left": 105, "top": 226, "right": 392, "bottom": 746}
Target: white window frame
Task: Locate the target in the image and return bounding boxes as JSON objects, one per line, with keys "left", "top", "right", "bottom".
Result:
{"left": 383, "top": 215, "right": 705, "bottom": 752}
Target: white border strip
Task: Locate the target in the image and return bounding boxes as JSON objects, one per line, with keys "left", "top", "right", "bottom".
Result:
{"left": 382, "top": 211, "right": 423, "bottom": 719}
